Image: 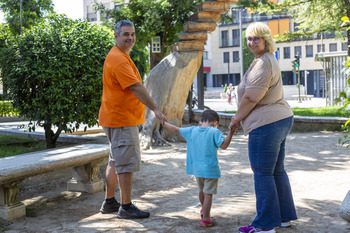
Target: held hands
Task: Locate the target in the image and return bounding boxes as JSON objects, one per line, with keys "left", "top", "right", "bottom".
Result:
{"left": 154, "top": 110, "right": 167, "bottom": 125}
{"left": 229, "top": 118, "right": 240, "bottom": 134}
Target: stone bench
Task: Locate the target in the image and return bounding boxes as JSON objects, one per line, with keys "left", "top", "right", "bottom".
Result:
{"left": 204, "top": 91, "right": 222, "bottom": 99}
{"left": 0, "top": 144, "right": 109, "bottom": 221}
{"left": 292, "top": 94, "right": 314, "bottom": 101}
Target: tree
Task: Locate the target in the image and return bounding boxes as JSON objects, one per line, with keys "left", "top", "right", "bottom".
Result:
{"left": 94, "top": 0, "right": 203, "bottom": 70}
{"left": 238, "top": 0, "right": 350, "bottom": 56}
{"left": 242, "top": 30, "right": 254, "bottom": 74}
{"left": 0, "top": 0, "right": 54, "bottom": 35}
{"left": 0, "top": 23, "right": 11, "bottom": 96}
{"left": 0, "top": 14, "right": 114, "bottom": 148}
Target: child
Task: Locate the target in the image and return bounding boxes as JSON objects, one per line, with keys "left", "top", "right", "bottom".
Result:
{"left": 162, "top": 109, "right": 235, "bottom": 227}
{"left": 226, "top": 83, "right": 233, "bottom": 104}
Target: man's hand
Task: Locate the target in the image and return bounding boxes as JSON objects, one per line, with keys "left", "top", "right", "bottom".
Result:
{"left": 154, "top": 110, "right": 167, "bottom": 125}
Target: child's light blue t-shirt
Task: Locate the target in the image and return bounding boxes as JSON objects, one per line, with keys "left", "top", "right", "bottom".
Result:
{"left": 179, "top": 126, "right": 225, "bottom": 179}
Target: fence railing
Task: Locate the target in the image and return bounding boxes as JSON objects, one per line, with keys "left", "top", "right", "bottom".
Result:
{"left": 316, "top": 52, "right": 349, "bottom": 106}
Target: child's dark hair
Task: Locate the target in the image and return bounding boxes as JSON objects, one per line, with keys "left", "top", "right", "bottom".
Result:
{"left": 200, "top": 109, "right": 220, "bottom": 123}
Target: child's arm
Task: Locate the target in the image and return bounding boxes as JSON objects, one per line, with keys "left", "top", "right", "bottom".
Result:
{"left": 162, "top": 121, "right": 180, "bottom": 135}
{"left": 220, "top": 127, "right": 235, "bottom": 149}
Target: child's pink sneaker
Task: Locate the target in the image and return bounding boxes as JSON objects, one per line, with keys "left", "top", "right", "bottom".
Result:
{"left": 200, "top": 217, "right": 217, "bottom": 227}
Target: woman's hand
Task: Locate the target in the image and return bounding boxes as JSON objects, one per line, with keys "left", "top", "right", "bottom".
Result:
{"left": 229, "top": 120, "right": 240, "bottom": 134}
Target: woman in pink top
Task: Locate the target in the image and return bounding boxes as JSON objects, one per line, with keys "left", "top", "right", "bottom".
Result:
{"left": 229, "top": 22, "right": 297, "bottom": 233}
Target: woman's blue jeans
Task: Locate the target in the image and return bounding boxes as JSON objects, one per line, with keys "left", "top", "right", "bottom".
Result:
{"left": 248, "top": 116, "right": 297, "bottom": 229}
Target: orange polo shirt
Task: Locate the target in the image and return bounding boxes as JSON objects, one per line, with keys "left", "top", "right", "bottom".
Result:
{"left": 99, "top": 46, "right": 145, "bottom": 128}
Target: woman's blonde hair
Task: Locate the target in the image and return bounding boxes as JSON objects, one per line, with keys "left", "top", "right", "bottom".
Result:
{"left": 246, "top": 22, "right": 275, "bottom": 54}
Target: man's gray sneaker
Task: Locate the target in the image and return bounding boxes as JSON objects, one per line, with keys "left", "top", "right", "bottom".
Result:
{"left": 100, "top": 200, "right": 120, "bottom": 214}
{"left": 117, "top": 203, "right": 150, "bottom": 219}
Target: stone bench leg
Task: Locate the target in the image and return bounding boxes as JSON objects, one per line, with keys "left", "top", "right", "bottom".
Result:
{"left": 339, "top": 190, "right": 350, "bottom": 222}
{"left": 0, "top": 181, "right": 26, "bottom": 221}
{"left": 67, "top": 159, "right": 104, "bottom": 194}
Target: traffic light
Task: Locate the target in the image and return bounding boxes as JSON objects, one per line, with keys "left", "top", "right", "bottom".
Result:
{"left": 294, "top": 55, "right": 300, "bottom": 67}
{"left": 291, "top": 60, "right": 297, "bottom": 73}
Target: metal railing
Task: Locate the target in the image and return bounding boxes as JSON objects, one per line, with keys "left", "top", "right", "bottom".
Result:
{"left": 316, "top": 51, "right": 348, "bottom": 106}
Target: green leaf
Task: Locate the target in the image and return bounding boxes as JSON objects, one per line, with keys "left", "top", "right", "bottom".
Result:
{"left": 341, "top": 16, "right": 349, "bottom": 22}
{"left": 345, "top": 120, "right": 350, "bottom": 127}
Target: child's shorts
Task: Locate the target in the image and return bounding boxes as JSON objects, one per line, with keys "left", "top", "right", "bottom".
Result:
{"left": 195, "top": 177, "right": 218, "bottom": 194}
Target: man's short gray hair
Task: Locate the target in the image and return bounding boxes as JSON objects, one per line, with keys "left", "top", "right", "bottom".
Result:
{"left": 115, "top": 20, "right": 134, "bottom": 35}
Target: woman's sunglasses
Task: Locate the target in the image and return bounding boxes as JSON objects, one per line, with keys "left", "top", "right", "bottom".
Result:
{"left": 247, "top": 37, "right": 261, "bottom": 43}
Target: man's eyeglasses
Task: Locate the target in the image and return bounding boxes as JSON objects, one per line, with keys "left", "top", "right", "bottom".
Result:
{"left": 247, "top": 37, "right": 261, "bottom": 43}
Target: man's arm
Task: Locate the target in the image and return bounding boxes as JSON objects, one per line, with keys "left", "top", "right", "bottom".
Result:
{"left": 128, "top": 82, "right": 167, "bottom": 124}
{"left": 162, "top": 122, "right": 180, "bottom": 135}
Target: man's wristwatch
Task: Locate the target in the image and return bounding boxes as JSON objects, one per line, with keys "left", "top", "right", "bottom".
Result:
{"left": 231, "top": 118, "right": 240, "bottom": 124}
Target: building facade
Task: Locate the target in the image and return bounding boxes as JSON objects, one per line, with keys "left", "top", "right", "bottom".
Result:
{"left": 203, "top": 8, "right": 348, "bottom": 98}
{"left": 83, "top": 0, "right": 127, "bottom": 24}
{"left": 83, "top": 1, "right": 348, "bottom": 99}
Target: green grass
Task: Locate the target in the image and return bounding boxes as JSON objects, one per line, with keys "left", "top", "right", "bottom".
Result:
{"left": 0, "top": 135, "right": 47, "bottom": 158}
{"left": 291, "top": 106, "right": 350, "bottom": 117}
{"left": 224, "top": 106, "right": 350, "bottom": 118}
{"left": 0, "top": 135, "right": 78, "bottom": 158}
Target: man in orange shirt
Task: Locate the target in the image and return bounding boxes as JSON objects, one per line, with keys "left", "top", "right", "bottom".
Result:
{"left": 99, "top": 20, "right": 166, "bottom": 219}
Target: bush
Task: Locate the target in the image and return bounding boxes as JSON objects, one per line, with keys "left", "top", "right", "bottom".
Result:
{"left": 0, "top": 100, "right": 18, "bottom": 117}
{"left": 0, "top": 14, "right": 114, "bottom": 148}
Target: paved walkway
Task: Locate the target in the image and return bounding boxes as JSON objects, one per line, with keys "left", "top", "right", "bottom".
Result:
{"left": 1, "top": 97, "right": 350, "bottom": 232}
{"left": 1, "top": 131, "right": 350, "bottom": 232}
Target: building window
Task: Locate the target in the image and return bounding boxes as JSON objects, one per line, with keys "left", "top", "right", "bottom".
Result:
{"left": 232, "top": 29, "right": 239, "bottom": 46}
{"left": 317, "top": 44, "right": 325, "bottom": 53}
{"left": 293, "top": 22, "right": 300, "bottom": 32}
{"left": 324, "top": 31, "right": 336, "bottom": 38}
{"left": 294, "top": 46, "right": 302, "bottom": 57}
{"left": 232, "top": 10, "right": 239, "bottom": 24}
{"left": 221, "top": 30, "right": 229, "bottom": 47}
{"left": 306, "top": 45, "right": 313, "bottom": 57}
{"left": 283, "top": 47, "right": 290, "bottom": 59}
{"left": 223, "top": 52, "right": 229, "bottom": 63}
{"left": 203, "top": 51, "right": 208, "bottom": 60}
{"left": 87, "top": 6, "right": 97, "bottom": 22}
{"left": 342, "top": 43, "right": 348, "bottom": 51}
{"left": 329, "top": 43, "right": 337, "bottom": 52}
{"left": 232, "top": 51, "right": 239, "bottom": 62}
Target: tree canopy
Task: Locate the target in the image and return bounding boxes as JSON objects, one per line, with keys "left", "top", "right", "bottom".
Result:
{"left": 94, "top": 0, "right": 203, "bottom": 70}
{"left": 0, "top": 0, "right": 54, "bottom": 35}
{"left": 0, "top": 14, "right": 114, "bottom": 148}
{"left": 238, "top": 0, "right": 350, "bottom": 55}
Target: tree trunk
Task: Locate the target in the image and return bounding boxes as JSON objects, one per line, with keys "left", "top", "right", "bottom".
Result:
{"left": 150, "top": 51, "right": 166, "bottom": 70}
{"left": 140, "top": 0, "right": 233, "bottom": 149}
{"left": 43, "top": 121, "right": 62, "bottom": 148}
{"left": 140, "top": 51, "right": 203, "bottom": 149}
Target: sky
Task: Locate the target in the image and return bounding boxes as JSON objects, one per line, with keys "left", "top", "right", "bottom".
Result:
{"left": 0, "top": 0, "right": 84, "bottom": 23}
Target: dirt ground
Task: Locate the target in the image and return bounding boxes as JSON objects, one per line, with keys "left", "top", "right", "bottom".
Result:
{"left": 1, "top": 129, "right": 350, "bottom": 233}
